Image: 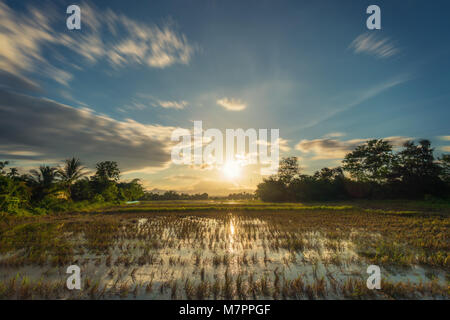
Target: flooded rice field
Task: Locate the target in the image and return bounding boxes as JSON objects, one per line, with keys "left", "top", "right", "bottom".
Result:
{"left": 0, "top": 206, "right": 448, "bottom": 299}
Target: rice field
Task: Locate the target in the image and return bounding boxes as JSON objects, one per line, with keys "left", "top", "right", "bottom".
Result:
{"left": 0, "top": 200, "right": 448, "bottom": 300}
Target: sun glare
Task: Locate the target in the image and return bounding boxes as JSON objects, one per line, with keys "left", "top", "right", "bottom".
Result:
{"left": 222, "top": 161, "right": 241, "bottom": 179}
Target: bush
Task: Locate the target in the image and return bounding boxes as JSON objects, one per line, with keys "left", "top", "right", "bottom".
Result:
{"left": 0, "top": 175, "right": 31, "bottom": 213}
{"left": 93, "top": 194, "right": 104, "bottom": 203}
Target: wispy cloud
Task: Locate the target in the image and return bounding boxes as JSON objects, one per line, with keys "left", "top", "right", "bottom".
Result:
{"left": 156, "top": 100, "right": 188, "bottom": 110}
{"left": 217, "top": 98, "right": 247, "bottom": 111}
{"left": 122, "top": 94, "right": 188, "bottom": 111}
{"left": 349, "top": 33, "right": 399, "bottom": 59}
{"left": 256, "top": 138, "right": 291, "bottom": 152}
{"left": 324, "top": 132, "right": 346, "bottom": 138}
{"left": 299, "top": 75, "right": 411, "bottom": 130}
{"left": 295, "top": 136, "right": 412, "bottom": 160}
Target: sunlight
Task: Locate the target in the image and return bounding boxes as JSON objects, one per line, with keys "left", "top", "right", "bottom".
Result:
{"left": 222, "top": 160, "right": 241, "bottom": 179}
{"left": 228, "top": 218, "right": 235, "bottom": 253}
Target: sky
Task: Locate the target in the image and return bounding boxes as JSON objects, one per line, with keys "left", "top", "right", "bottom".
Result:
{"left": 0, "top": 0, "right": 449, "bottom": 195}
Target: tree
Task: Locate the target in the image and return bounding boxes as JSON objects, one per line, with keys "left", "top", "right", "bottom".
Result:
{"left": 94, "top": 161, "right": 120, "bottom": 182}
{"left": 439, "top": 154, "right": 450, "bottom": 183}
{"left": 395, "top": 140, "right": 440, "bottom": 179}
{"left": 28, "top": 166, "right": 58, "bottom": 188}
{"left": 0, "top": 161, "right": 9, "bottom": 176}
{"left": 57, "top": 157, "right": 87, "bottom": 199}
{"left": 256, "top": 176, "right": 287, "bottom": 202}
{"left": 118, "top": 179, "right": 145, "bottom": 201}
{"left": 393, "top": 140, "right": 443, "bottom": 197}
{"left": 71, "top": 178, "right": 94, "bottom": 201}
{"left": 313, "top": 167, "right": 344, "bottom": 181}
{"left": 7, "top": 168, "right": 19, "bottom": 179}
{"left": 277, "top": 157, "right": 300, "bottom": 185}
{"left": 342, "top": 139, "right": 394, "bottom": 183}
{"left": 27, "top": 165, "right": 59, "bottom": 201}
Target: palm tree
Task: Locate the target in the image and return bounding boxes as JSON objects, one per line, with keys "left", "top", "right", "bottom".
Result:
{"left": 57, "top": 157, "right": 87, "bottom": 199}
{"left": 27, "top": 165, "right": 59, "bottom": 200}
{"left": 29, "top": 165, "right": 58, "bottom": 187}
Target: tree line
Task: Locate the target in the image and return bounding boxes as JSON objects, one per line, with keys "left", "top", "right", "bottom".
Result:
{"left": 256, "top": 139, "right": 450, "bottom": 202}
{"left": 0, "top": 158, "right": 144, "bottom": 214}
{"left": 141, "top": 191, "right": 208, "bottom": 201}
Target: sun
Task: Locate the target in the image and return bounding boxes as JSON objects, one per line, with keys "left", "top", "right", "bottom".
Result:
{"left": 222, "top": 161, "right": 241, "bottom": 179}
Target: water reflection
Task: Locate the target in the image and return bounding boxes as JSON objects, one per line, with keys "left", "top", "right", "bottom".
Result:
{"left": 228, "top": 218, "right": 235, "bottom": 253}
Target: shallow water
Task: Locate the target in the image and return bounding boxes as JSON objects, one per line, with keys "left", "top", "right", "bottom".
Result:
{"left": 0, "top": 212, "right": 448, "bottom": 299}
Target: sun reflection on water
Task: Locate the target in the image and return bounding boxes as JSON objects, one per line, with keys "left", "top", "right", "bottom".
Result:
{"left": 228, "top": 218, "right": 235, "bottom": 253}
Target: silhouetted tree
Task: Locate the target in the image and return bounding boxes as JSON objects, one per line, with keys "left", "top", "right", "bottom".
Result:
{"left": 392, "top": 140, "right": 444, "bottom": 197}
{"left": 0, "top": 161, "right": 8, "bottom": 175}
{"left": 256, "top": 176, "right": 287, "bottom": 202}
{"left": 342, "top": 139, "right": 394, "bottom": 183}
{"left": 6, "top": 167, "right": 19, "bottom": 179}
{"left": 439, "top": 154, "right": 450, "bottom": 183}
{"left": 313, "top": 167, "right": 344, "bottom": 181}
{"left": 277, "top": 157, "right": 300, "bottom": 185}
{"left": 94, "top": 161, "right": 120, "bottom": 182}
{"left": 58, "top": 157, "right": 87, "bottom": 199}
{"left": 27, "top": 165, "right": 59, "bottom": 201}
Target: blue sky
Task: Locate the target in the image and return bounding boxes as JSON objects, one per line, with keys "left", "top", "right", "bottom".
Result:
{"left": 0, "top": 0, "right": 449, "bottom": 194}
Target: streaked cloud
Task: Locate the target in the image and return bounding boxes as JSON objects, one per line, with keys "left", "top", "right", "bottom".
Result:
{"left": 217, "top": 98, "right": 247, "bottom": 111}
{"left": 295, "top": 136, "right": 412, "bottom": 160}
{"left": 438, "top": 136, "right": 450, "bottom": 141}
{"left": 0, "top": 2, "right": 196, "bottom": 86}
{"left": 0, "top": 88, "right": 180, "bottom": 173}
{"left": 125, "top": 93, "right": 188, "bottom": 111}
{"left": 349, "top": 32, "right": 399, "bottom": 59}
{"left": 0, "top": 70, "right": 41, "bottom": 93}
{"left": 300, "top": 75, "right": 411, "bottom": 130}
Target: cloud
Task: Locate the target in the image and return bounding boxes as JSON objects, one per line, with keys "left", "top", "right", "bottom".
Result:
{"left": 438, "top": 136, "right": 450, "bottom": 141}
{"left": 167, "top": 175, "right": 199, "bottom": 181}
{"left": 324, "top": 132, "right": 346, "bottom": 138}
{"left": 295, "top": 136, "right": 412, "bottom": 160}
{"left": 123, "top": 94, "right": 188, "bottom": 111}
{"left": 0, "top": 2, "right": 196, "bottom": 86}
{"left": 217, "top": 98, "right": 247, "bottom": 111}
{"left": 300, "top": 75, "right": 411, "bottom": 130}
{"left": 156, "top": 100, "right": 188, "bottom": 110}
{"left": 98, "top": 7, "right": 195, "bottom": 69}
{"left": 349, "top": 33, "right": 399, "bottom": 59}
{"left": 0, "top": 70, "right": 41, "bottom": 93}
{"left": 256, "top": 138, "right": 291, "bottom": 152}
{"left": 441, "top": 146, "right": 450, "bottom": 152}
{"left": 0, "top": 88, "right": 181, "bottom": 173}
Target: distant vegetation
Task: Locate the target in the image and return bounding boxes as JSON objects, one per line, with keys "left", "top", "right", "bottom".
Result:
{"left": 256, "top": 139, "right": 450, "bottom": 202}
{"left": 142, "top": 191, "right": 208, "bottom": 201}
{"left": 1, "top": 138, "right": 449, "bottom": 215}
{"left": 0, "top": 158, "right": 144, "bottom": 215}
